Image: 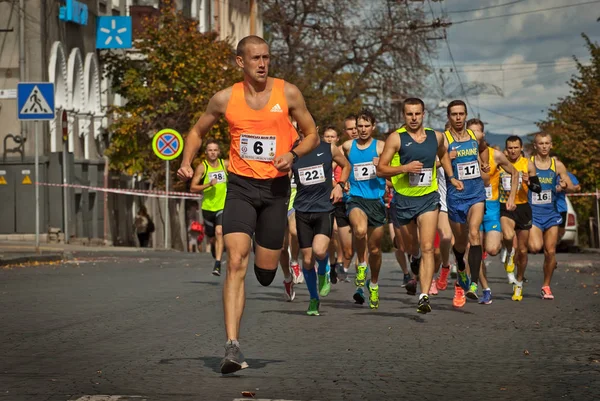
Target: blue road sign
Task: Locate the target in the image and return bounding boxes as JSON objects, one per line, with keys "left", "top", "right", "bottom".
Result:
{"left": 96, "top": 16, "right": 132, "bottom": 49}
{"left": 17, "top": 82, "right": 55, "bottom": 121}
{"left": 157, "top": 134, "right": 179, "bottom": 156}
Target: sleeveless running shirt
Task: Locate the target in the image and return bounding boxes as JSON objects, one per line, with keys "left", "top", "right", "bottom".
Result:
{"left": 201, "top": 158, "right": 228, "bottom": 211}
{"left": 445, "top": 129, "right": 485, "bottom": 201}
{"left": 529, "top": 156, "right": 559, "bottom": 213}
{"left": 499, "top": 156, "right": 529, "bottom": 204}
{"left": 485, "top": 148, "right": 500, "bottom": 201}
{"left": 225, "top": 79, "right": 299, "bottom": 179}
{"left": 292, "top": 141, "right": 334, "bottom": 213}
{"left": 392, "top": 127, "right": 438, "bottom": 197}
{"left": 347, "top": 139, "right": 386, "bottom": 200}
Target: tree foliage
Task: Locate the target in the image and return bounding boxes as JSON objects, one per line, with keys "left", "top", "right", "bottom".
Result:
{"left": 263, "top": 0, "right": 439, "bottom": 135}
{"left": 102, "top": 3, "right": 239, "bottom": 184}
{"left": 537, "top": 34, "right": 600, "bottom": 245}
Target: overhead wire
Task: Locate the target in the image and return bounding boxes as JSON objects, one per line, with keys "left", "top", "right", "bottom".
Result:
{"left": 446, "top": 0, "right": 527, "bottom": 14}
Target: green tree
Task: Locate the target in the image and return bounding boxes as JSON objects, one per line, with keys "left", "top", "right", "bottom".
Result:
{"left": 102, "top": 1, "right": 239, "bottom": 249}
{"left": 537, "top": 34, "right": 600, "bottom": 246}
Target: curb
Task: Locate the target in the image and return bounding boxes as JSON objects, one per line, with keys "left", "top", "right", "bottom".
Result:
{"left": 0, "top": 253, "right": 65, "bottom": 267}
{"left": 580, "top": 248, "right": 600, "bottom": 254}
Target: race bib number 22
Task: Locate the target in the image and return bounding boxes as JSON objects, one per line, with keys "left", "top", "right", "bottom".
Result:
{"left": 240, "top": 134, "right": 276, "bottom": 161}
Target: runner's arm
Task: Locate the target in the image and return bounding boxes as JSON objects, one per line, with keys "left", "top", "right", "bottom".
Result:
{"left": 181, "top": 89, "right": 230, "bottom": 168}
{"left": 527, "top": 160, "right": 542, "bottom": 193}
{"left": 376, "top": 133, "right": 404, "bottom": 178}
{"left": 555, "top": 159, "right": 575, "bottom": 193}
{"left": 190, "top": 163, "right": 213, "bottom": 193}
{"left": 436, "top": 131, "right": 457, "bottom": 187}
{"left": 285, "top": 83, "right": 319, "bottom": 158}
{"left": 495, "top": 151, "right": 519, "bottom": 205}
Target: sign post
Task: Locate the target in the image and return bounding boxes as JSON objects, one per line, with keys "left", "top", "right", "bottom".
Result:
{"left": 152, "top": 129, "right": 183, "bottom": 249}
{"left": 61, "top": 110, "right": 69, "bottom": 243}
{"left": 17, "top": 82, "right": 55, "bottom": 253}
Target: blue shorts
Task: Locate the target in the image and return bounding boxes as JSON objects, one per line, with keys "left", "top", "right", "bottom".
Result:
{"left": 447, "top": 195, "right": 485, "bottom": 224}
{"left": 480, "top": 200, "right": 501, "bottom": 233}
{"left": 533, "top": 210, "right": 562, "bottom": 231}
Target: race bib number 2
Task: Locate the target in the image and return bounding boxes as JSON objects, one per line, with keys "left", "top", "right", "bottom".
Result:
{"left": 353, "top": 162, "right": 376, "bottom": 181}
{"left": 240, "top": 134, "right": 276, "bottom": 161}
{"left": 299, "top": 164, "right": 326, "bottom": 186}
{"left": 409, "top": 168, "right": 433, "bottom": 187}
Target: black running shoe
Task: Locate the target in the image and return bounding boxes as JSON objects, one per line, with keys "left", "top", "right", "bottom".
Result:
{"left": 220, "top": 340, "right": 249, "bottom": 374}
{"left": 212, "top": 266, "right": 221, "bottom": 276}
{"left": 417, "top": 295, "right": 432, "bottom": 314}
{"left": 330, "top": 263, "right": 338, "bottom": 284}
{"left": 405, "top": 279, "right": 417, "bottom": 296}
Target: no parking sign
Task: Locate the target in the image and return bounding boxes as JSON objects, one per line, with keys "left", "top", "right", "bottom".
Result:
{"left": 152, "top": 129, "right": 183, "bottom": 161}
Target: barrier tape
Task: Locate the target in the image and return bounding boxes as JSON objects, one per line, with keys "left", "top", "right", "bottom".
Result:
{"left": 36, "top": 182, "right": 202, "bottom": 200}
{"left": 567, "top": 193, "right": 600, "bottom": 197}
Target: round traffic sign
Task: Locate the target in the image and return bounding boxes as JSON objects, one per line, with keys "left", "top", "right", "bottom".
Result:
{"left": 152, "top": 129, "right": 183, "bottom": 161}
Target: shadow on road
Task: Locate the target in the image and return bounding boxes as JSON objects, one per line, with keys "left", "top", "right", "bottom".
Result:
{"left": 184, "top": 280, "right": 221, "bottom": 286}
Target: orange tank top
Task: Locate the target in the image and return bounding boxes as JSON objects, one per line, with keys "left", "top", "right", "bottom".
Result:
{"left": 225, "top": 79, "right": 299, "bottom": 179}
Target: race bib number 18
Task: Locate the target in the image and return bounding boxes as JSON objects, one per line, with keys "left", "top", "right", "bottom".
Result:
{"left": 240, "top": 134, "right": 276, "bottom": 161}
{"left": 353, "top": 162, "right": 376, "bottom": 181}
{"left": 409, "top": 168, "right": 433, "bottom": 187}
{"left": 299, "top": 164, "right": 326, "bottom": 186}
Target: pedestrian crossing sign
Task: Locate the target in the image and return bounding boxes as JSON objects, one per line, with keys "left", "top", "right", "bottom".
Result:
{"left": 17, "top": 82, "right": 55, "bottom": 121}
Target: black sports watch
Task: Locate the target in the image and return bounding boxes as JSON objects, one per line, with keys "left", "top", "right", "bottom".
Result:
{"left": 290, "top": 150, "right": 299, "bottom": 164}
{"left": 337, "top": 181, "right": 346, "bottom": 189}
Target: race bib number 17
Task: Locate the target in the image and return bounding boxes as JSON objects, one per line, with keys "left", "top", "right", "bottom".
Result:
{"left": 240, "top": 134, "right": 276, "bottom": 161}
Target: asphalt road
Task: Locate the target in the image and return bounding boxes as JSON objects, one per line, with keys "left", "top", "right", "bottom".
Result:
{"left": 1, "top": 250, "right": 599, "bottom": 401}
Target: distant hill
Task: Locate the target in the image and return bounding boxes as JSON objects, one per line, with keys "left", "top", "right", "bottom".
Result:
{"left": 485, "top": 132, "right": 532, "bottom": 148}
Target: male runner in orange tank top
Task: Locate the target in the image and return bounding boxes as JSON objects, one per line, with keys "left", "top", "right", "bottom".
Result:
{"left": 177, "top": 35, "right": 319, "bottom": 374}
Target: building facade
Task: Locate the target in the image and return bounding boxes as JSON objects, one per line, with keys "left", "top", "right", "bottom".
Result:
{"left": 0, "top": 0, "right": 262, "bottom": 246}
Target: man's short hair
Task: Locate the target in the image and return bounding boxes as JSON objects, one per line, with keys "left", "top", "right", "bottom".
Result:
{"left": 323, "top": 126, "right": 338, "bottom": 135}
{"left": 447, "top": 100, "right": 467, "bottom": 115}
{"left": 236, "top": 35, "right": 268, "bottom": 57}
{"left": 466, "top": 118, "right": 484, "bottom": 131}
{"left": 357, "top": 109, "right": 376, "bottom": 125}
{"left": 402, "top": 97, "right": 425, "bottom": 113}
{"left": 205, "top": 139, "right": 220, "bottom": 148}
{"left": 505, "top": 135, "right": 523, "bottom": 147}
{"left": 534, "top": 132, "right": 552, "bottom": 142}
{"left": 344, "top": 114, "right": 357, "bottom": 123}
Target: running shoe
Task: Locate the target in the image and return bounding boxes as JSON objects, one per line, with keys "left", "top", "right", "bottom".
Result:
{"left": 429, "top": 279, "right": 438, "bottom": 296}
{"left": 367, "top": 280, "right": 379, "bottom": 309}
{"left": 437, "top": 265, "right": 450, "bottom": 290}
{"left": 541, "top": 286, "right": 554, "bottom": 300}
{"left": 284, "top": 279, "right": 295, "bottom": 301}
{"left": 331, "top": 263, "right": 340, "bottom": 284}
{"left": 291, "top": 261, "right": 304, "bottom": 284}
{"left": 457, "top": 270, "right": 471, "bottom": 291}
{"left": 512, "top": 283, "right": 523, "bottom": 301}
{"left": 401, "top": 273, "right": 411, "bottom": 287}
{"left": 212, "top": 265, "right": 221, "bottom": 276}
{"left": 307, "top": 298, "right": 320, "bottom": 316}
{"left": 410, "top": 255, "right": 421, "bottom": 276}
{"left": 466, "top": 282, "right": 479, "bottom": 300}
{"left": 355, "top": 264, "right": 367, "bottom": 287}
{"left": 220, "top": 340, "right": 249, "bottom": 374}
{"left": 504, "top": 250, "right": 515, "bottom": 273}
{"left": 405, "top": 278, "right": 418, "bottom": 296}
{"left": 507, "top": 272, "right": 517, "bottom": 285}
{"left": 319, "top": 272, "right": 331, "bottom": 297}
{"left": 453, "top": 283, "right": 466, "bottom": 308}
{"left": 450, "top": 263, "right": 458, "bottom": 279}
{"left": 479, "top": 289, "right": 492, "bottom": 305}
{"left": 417, "top": 295, "right": 432, "bottom": 314}
{"left": 353, "top": 287, "right": 365, "bottom": 305}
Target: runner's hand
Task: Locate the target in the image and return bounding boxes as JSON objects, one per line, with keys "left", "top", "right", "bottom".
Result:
{"left": 403, "top": 161, "right": 424, "bottom": 174}
{"left": 506, "top": 199, "right": 516, "bottom": 211}
{"left": 210, "top": 178, "right": 217, "bottom": 186}
{"left": 372, "top": 157, "right": 380, "bottom": 167}
{"left": 481, "top": 163, "right": 490, "bottom": 173}
{"left": 274, "top": 152, "right": 294, "bottom": 172}
{"left": 177, "top": 164, "right": 194, "bottom": 181}
{"left": 330, "top": 185, "right": 343, "bottom": 204}
{"left": 450, "top": 177, "right": 464, "bottom": 191}
{"left": 522, "top": 174, "right": 530, "bottom": 185}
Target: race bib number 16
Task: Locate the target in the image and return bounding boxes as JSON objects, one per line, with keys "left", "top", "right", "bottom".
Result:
{"left": 240, "top": 134, "right": 276, "bottom": 161}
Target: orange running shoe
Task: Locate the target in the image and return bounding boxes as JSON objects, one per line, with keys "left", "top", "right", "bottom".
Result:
{"left": 453, "top": 283, "right": 466, "bottom": 308}
{"left": 437, "top": 265, "right": 450, "bottom": 290}
{"left": 541, "top": 286, "right": 554, "bottom": 300}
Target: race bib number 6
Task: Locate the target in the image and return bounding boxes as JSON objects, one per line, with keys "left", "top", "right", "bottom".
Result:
{"left": 240, "top": 134, "right": 276, "bottom": 161}
{"left": 353, "top": 162, "right": 376, "bottom": 181}
{"left": 208, "top": 171, "right": 226, "bottom": 184}
{"left": 299, "top": 164, "right": 326, "bottom": 186}
{"left": 409, "top": 168, "right": 433, "bottom": 187}
{"left": 457, "top": 160, "right": 481, "bottom": 180}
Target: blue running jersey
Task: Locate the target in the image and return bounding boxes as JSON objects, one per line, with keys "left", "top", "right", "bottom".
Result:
{"left": 347, "top": 139, "right": 386, "bottom": 200}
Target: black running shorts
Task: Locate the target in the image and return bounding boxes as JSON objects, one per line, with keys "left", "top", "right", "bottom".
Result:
{"left": 222, "top": 173, "right": 290, "bottom": 250}
{"left": 333, "top": 202, "right": 350, "bottom": 228}
{"left": 295, "top": 211, "right": 335, "bottom": 249}
{"left": 500, "top": 203, "right": 532, "bottom": 231}
{"left": 202, "top": 209, "right": 223, "bottom": 238}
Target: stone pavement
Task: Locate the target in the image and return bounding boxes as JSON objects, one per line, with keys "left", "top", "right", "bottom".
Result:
{"left": 0, "top": 250, "right": 599, "bottom": 401}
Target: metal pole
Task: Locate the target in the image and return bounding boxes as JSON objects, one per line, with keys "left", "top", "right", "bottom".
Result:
{"left": 596, "top": 189, "right": 600, "bottom": 249}
{"left": 63, "top": 140, "right": 69, "bottom": 243}
{"left": 165, "top": 160, "right": 169, "bottom": 249}
{"left": 35, "top": 122, "right": 40, "bottom": 252}
{"left": 19, "top": 0, "right": 26, "bottom": 141}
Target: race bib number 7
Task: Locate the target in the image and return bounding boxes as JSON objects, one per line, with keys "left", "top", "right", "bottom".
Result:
{"left": 353, "top": 162, "right": 376, "bottom": 181}
{"left": 299, "top": 164, "right": 326, "bottom": 186}
{"left": 409, "top": 168, "right": 433, "bottom": 187}
{"left": 240, "top": 134, "right": 276, "bottom": 161}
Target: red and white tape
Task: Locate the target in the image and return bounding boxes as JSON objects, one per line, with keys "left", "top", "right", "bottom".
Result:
{"left": 567, "top": 193, "right": 600, "bottom": 197}
{"left": 36, "top": 182, "right": 202, "bottom": 200}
